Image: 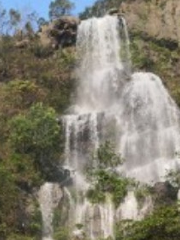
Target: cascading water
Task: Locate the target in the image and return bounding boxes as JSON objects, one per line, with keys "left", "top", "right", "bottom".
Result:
{"left": 39, "top": 14, "right": 180, "bottom": 240}
{"left": 38, "top": 183, "right": 62, "bottom": 240}
{"left": 118, "top": 72, "right": 180, "bottom": 182}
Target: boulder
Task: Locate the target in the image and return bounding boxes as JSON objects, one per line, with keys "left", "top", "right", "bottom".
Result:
{"left": 38, "top": 16, "right": 80, "bottom": 49}
{"left": 152, "top": 181, "right": 178, "bottom": 205}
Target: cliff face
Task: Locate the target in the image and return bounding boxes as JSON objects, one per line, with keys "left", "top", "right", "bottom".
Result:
{"left": 120, "top": 0, "right": 180, "bottom": 45}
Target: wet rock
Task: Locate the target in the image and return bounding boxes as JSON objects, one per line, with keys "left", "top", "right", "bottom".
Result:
{"left": 152, "top": 181, "right": 178, "bottom": 205}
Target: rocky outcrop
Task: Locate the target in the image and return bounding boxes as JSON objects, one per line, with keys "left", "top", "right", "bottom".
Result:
{"left": 152, "top": 181, "right": 178, "bottom": 205}
{"left": 120, "top": 0, "right": 180, "bottom": 45}
{"left": 38, "top": 16, "right": 80, "bottom": 49}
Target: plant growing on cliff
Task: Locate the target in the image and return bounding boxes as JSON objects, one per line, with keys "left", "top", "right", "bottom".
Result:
{"left": 87, "top": 141, "right": 131, "bottom": 207}
{"left": 116, "top": 204, "right": 180, "bottom": 240}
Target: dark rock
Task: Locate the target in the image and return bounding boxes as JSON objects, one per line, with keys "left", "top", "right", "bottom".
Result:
{"left": 152, "top": 181, "right": 178, "bottom": 205}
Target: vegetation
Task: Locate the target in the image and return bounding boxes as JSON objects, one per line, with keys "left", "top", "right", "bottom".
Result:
{"left": 116, "top": 204, "right": 180, "bottom": 240}
{"left": 49, "top": 0, "right": 75, "bottom": 20}
{"left": 79, "top": 0, "right": 125, "bottom": 19}
{"left": 134, "top": 183, "right": 152, "bottom": 208}
{"left": 86, "top": 142, "right": 131, "bottom": 206}
{"left": 0, "top": 1, "right": 76, "bottom": 238}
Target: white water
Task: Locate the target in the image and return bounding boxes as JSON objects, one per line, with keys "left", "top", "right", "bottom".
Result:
{"left": 40, "top": 15, "right": 180, "bottom": 240}
{"left": 117, "top": 191, "right": 153, "bottom": 221}
{"left": 38, "top": 183, "right": 62, "bottom": 240}
{"left": 119, "top": 72, "right": 180, "bottom": 182}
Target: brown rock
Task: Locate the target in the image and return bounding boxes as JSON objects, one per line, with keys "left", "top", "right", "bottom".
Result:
{"left": 120, "top": 0, "right": 180, "bottom": 46}
{"left": 38, "top": 16, "right": 80, "bottom": 49}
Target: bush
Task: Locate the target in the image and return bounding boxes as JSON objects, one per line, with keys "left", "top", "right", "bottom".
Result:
{"left": 117, "top": 204, "right": 180, "bottom": 240}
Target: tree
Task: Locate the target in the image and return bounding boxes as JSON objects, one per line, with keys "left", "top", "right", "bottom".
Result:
{"left": 9, "top": 9, "right": 21, "bottom": 33}
{"left": 9, "top": 103, "right": 62, "bottom": 180}
{"left": 0, "top": 2, "right": 8, "bottom": 35}
{"left": 49, "top": 0, "right": 75, "bottom": 20}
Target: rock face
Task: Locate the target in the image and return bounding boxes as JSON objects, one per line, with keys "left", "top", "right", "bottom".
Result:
{"left": 152, "top": 181, "right": 178, "bottom": 205}
{"left": 120, "top": 0, "right": 180, "bottom": 45}
{"left": 38, "top": 16, "right": 80, "bottom": 49}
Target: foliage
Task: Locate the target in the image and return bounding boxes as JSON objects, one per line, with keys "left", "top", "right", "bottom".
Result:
{"left": 7, "top": 235, "right": 36, "bottom": 240}
{"left": 9, "top": 102, "right": 60, "bottom": 154}
{"left": 0, "top": 1, "right": 76, "bottom": 238}
{"left": 79, "top": 0, "right": 124, "bottom": 19}
{"left": 3, "top": 80, "right": 45, "bottom": 110}
{"left": 134, "top": 183, "right": 152, "bottom": 208}
{"left": 97, "top": 141, "right": 123, "bottom": 169}
{"left": 87, "top": 142, "right": 130, "bottom": 207}
{"left": 54, "top": 228, "right": 69, "bottom": 240}
{"left": 9, "top": 9, "right": 21, "bottom": 32}
{"left": 86, "top": 186, "right": 106, "bottom": 204}
{"left": 9, "top": 103, "right": 62, "bottom": 180}
{"left": 0, "top": 161, "right": 19, "bottom": 237}
{"left": 129, "top": 31, "right": 180, "bottom": 108}
{"left": 49, "top": 0, "right": 75, "bottom": 20}
{"left": 166, "top": 169, "right": 180, "bottom": 188}
{"left": 9, "top": 153, "right": 42, "bottom": 188}
{"left": 116, "top": 204, "right": 180, "bottom": 240}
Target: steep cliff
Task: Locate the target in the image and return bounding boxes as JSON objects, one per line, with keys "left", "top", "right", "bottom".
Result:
{"left": 120, "top": 0, "right": 180, "bottom": 45}
{"left": 115, "top": 0, "right": 180, "bottom": 107}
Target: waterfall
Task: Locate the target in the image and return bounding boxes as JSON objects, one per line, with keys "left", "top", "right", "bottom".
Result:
{"left": 119, "top": 72, "right": 180, "bottom": 182}
{"left": 39, "top": 14, "right": 180, "bottom": 240}
{"left": 38, "top": 183, "right": 62, "bottom": 240}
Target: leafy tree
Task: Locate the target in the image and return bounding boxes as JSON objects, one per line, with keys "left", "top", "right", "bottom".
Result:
{"left": 9, "top": 103, "right": 62, "bottom": 180}
{"left": 49, "top": 0, "right": 75, "bottom": 20}
{"left": 0, "top": 161, "right": 19, "bottom": 237}
{"left": 8, "top": 9, "right": 21, "bottom": 33}
{"left": 0, "top": 4, "right": 7, "bottom": 34}
{"left": 37, "top": 17, "right": 47, "bottom": 29}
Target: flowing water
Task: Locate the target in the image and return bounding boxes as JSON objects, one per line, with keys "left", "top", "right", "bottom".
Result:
{"left": 39, "top": 15, "right": 180, "bottom": 239}
{"left": 38, "top": 183, "right": 62, "bottom": 240}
